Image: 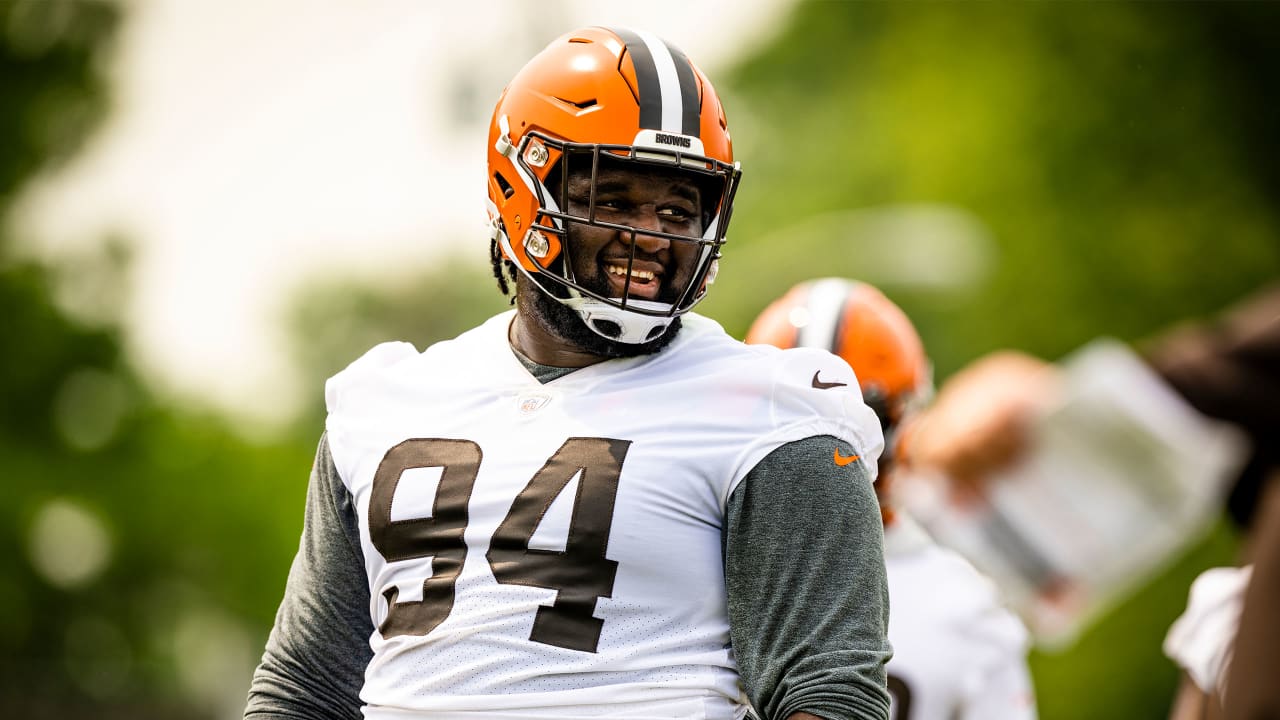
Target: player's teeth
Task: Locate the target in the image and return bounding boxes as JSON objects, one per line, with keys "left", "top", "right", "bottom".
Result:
{"left": 606, "top": 265, "right": 655, "bottom": 281}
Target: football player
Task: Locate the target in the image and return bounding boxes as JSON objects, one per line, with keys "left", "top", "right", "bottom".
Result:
{"left": 747, "top": 278, "right": 1037, "bottom": 720}
{"left": 245, "top": 28, "right": 892, "bottom": 720}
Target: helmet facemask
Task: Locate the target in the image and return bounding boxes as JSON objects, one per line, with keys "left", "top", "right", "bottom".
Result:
{"left": 502, "top": 132, "right": 740, "bottom": 345}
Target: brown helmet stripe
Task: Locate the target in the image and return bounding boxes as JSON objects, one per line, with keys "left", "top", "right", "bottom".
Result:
{"left": 609, "top": 27, "right": 701, "bottom": 138}
{"left": 667, "top": 45, "right": 701, "bottom": 136}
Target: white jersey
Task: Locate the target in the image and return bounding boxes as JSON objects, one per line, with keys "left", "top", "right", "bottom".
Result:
{"left": 324, "top": 311, "right": 883, "bottom": 719}
{"left": 1163, "top": 564, "right": 1252, "bottom": 696}
{"left": 883, "top": 516, "right": 1037, "bottom": 720}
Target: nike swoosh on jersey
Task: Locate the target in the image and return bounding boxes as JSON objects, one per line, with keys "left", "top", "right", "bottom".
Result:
{"left": 811, "top": 371, "right": 848, "bottom": 389}
{"left": 833, "top": 449, "right": 860, "bottom": 466}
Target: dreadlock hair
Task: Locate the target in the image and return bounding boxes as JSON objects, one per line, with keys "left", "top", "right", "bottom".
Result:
{"left": 490, "top": 237, "right": 520, "bottom": 304}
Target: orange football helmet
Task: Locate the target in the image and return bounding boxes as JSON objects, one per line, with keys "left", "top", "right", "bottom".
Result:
{"left": 486, "top": 27, "right": 741, "bottom": 344}
{"left": 746, "top": 278, "right": 932, "bottom": 434}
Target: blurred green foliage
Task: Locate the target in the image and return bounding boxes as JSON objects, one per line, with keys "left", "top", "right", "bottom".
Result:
{"left": 704, "top": 0, "right": 1280, "bottom": 376}
{"left": 0, "top": 2, "right": 310, "bottom": 716}
{"left": 5, "top": 0, "right": 1278, "bottom": 718}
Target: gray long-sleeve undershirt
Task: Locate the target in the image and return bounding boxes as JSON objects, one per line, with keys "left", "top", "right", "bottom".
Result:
{"left": 245, "top": 364, "right": 890, "bottom": 720}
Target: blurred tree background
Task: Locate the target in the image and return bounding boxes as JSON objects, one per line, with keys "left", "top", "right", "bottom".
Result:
{"left": 4, "top": 1, "right": 1278, "bottom": 718}
{"left": 1, "top": 1, "right": 310, "bottom": 717}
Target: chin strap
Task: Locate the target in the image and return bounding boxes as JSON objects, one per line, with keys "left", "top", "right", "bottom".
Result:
{"left": 562, "top": 295, "right": 674, "bottom": 344}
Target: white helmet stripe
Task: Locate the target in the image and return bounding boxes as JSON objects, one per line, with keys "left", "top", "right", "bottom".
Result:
{"left": 797, "top": 278, "right": 853, "bottom": 351}
{"left": 633, "top": 29, "right": 686, "bottom": 134}
{"left": 609, "top": 27, "right": 701, "bottom": 137}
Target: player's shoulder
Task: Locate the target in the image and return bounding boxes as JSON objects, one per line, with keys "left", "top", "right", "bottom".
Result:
{"left": 889, "top": 522, "right": 1029, "bottom": 647}
{"left": 675, "top": 314, "right": 882, "bottom": 455}
{"left": 324, "top": 311, "right": 512, "bottom": 413}
{"left": 677, "top": 316, "right": 862, "bottom": 415}
{"left": 889, "top": 518, "right": 991, "bottom": 600}
{"left": 744, "top": 340, "right": 864, "bottom": 417}
{"left": 679, "top": 313, "right": 858, "bottom": 389}
{"left": 324, "top": 340, "right": 421, "bottom": 414}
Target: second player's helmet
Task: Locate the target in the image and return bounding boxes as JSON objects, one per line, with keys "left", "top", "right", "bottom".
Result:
{"left": 746, "top": 278, "right": 933, "bottom": 435}
{"left": 486, "top": 26, "right": 741, "bottom": 344}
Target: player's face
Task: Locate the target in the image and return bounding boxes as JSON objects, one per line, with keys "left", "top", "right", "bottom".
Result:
{"left": 560, "top": 162, "right": 705, "bottom": 307}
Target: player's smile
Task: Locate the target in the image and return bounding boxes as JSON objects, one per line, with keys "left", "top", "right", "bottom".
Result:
{"left": 601, "top": 255, "right": 665, "bottom": 301}
{"left": 562, "top": 160, "right": 704, "bottom": 307}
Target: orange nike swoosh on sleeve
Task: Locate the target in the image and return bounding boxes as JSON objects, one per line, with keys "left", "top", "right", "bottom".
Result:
{"left": 833, "top": 449, "right": 860, "bottom": 466}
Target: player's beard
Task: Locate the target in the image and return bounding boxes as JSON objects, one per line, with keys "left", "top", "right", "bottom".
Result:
{"left": 517, "top": 273, "right": 682, "bottom": 360}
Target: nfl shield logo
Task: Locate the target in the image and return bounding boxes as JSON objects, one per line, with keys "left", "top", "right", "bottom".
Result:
{"left": 517, "top": 392, "right": 552, "bottom": 414}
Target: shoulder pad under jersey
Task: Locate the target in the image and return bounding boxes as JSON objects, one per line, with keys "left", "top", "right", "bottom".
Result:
{"left": 324, "top": 341, "right": 419, "bottom": 414}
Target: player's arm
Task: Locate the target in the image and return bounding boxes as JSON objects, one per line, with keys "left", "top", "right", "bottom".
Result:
{"left": 244, "top": 434, "right": 373, "bottom": 720}
{"left": 1169, "top": 672, "right": 1225, "bottom": 720}
{"left": 1223, "top": 473, "right": 1280, "bottom": 720}
{"left": 725, "top": 435, "right": 892, "bottom": 720}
